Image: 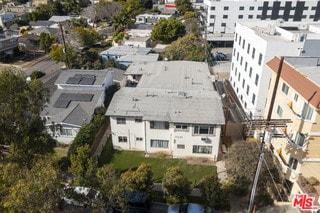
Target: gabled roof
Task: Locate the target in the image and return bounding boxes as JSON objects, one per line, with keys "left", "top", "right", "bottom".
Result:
{"left": 43, "top": 89, "right": 104, "bottom": 126}
{"left": 28, "top": 26, "right": 58, "bottom": 35}
{"left": 100, "top": 46, "right": 152, "bottom": 56}
{"left": 267, "top": 56, "right": 320, "bottom": 109}
{"left": 55, "top": 69, "right": 111, "bottom": 87}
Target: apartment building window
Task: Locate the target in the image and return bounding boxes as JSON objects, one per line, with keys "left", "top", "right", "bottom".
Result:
{"left": 258, "top": 53, "right": 263, "bottom": 65}
{"left": 238, "top": 15, "right": 243, "bottom": 19}
{"left": 233, "top": 49, "right": 236, "bottom": 56}
{"left": 221, "top": 23, "right": 226, "bottom": 27}
{"left": 249, "top": 67, "right": 252, "bottom": 77}
{"left": 281, "top": 82, "right": 289, "bottom": 95}
{"left": 232, "top": 62, "right": 234, "bottom": 70}
{"left": 211, "top": 6, "right": 215, "bottom": 10}
{"left": 118, "top": 136, "right": 127, "bottom": 143}
{"left": 136, "top": 137, "right": 143, "bottom": 141}
{"left": 247, "top": 43, "right": 250, "bottom": 54}
{"left": 150, "top": 121, "right": 169, "bottom": 129}
{"left": 239, "top": 6, "right": 244, "bottom": 10}
{"left": 239, "top": 36, "right": 242, "bottom": 45}
{"left": 193, "top": 145, "right": 212, "bottom": 154}
{"left": 175, "top": 123, "right": 188, "bottom": 130}
{"left": 294, "top": 94, "right": 299, "bottom": 102}
{"left": 252, "top": 48, "right": 255, "bottom": 59}
{"left": 248, "top": 15, "right": 253, "bottom": 19}
{"left": 235, "top": 33, "right": 238, "bottom": 42}
{"left": 224, "top": 6, "right": 229, "bottom": 10}
{"left": 193, "top": 125, "right": 215, "bottom": 135}
{"left": 242, "top": 79, "right": 245, "bottom": 88}
{"left": 277, "top": 105, "right": 283, "bottom": 118}
{"left": 293, "top": 133, "right": 305, "bottom": 146}
{"left": 235, "top": 68, "right": 237, "bottom": 76}
{"left": 240, "top": 56, "right": 243, "bottom": 65}
{"left": 61, "top": 128, "right": 72, "bottom": 136}
{"left": 177, "top": 144, "right": 185, "bottom": 149}
{"left": 249, "top": 6, "right": 254, "bottom": 10}
{"left": 242, "top": 39, "right": 245, "bottom": 49}
{"left": 150, "top": 139, "right": 168, "bottom": 148}
{"left": 252, "top": 94, "right": 256, "bottom": 104}
{"left": 210, "top": 15, "right": 214, "bottom": 18}
{"left": 236, "top": 52, "right": 239, "bottom": 61}
{"left": 223, "top": 15, "right": 228, "bottom": 19}
{"left": 255, "top": 74, "right": 259, "bottom": 86}
{"left": 311, "top": 6, "right": 317, "bottom": 10}
{"left": 135, "top": 118, "right": 142, "bottom": 123}
{"left": 246, "top": 85, "right": 250, "bottom": 95}
{"left": 288, "top": 157, "right": 298, "bottom": 170}
{"left": 238, "top": 73, "right": 241, "bottom": 81}
{"left": 244, "top": 102, "right": 247, "bottom": 109}
{"left": 301, "top": 103, "right": 313, "bottom": 120}
{"left": 117, "top": 117, "right": 126, "bottom": 124}
{"left": 244, "top": 62, "right": 248, "bottom": 71}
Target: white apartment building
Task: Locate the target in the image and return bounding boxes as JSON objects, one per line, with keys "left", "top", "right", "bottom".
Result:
{"left": 106, "top": 61, "right": 225, "bottom": 160}
{"left": 201, "top": 0, "right": 320, "bottom": 36}
{"left": 229, "top": 21, "right": 320, "bottom": 118}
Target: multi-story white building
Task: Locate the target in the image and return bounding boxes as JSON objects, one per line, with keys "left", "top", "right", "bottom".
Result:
{"left": 201, "top": 0, "right": 320, "bottom": 36}
{"left": 229, "top": 21, "right": 320, "bottom": 118}
{"left": 106, "top": 61, "right": 225, "bottom": 160}
{"left": 266, "top": 56, "right": 320, "bottom": 202}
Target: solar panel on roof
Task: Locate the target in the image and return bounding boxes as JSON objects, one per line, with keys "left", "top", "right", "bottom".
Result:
{"left": 66, "top": 76, "right": 81, "bottom": 84}
{"left": 80, "top": 78, "right": 95, "bottom": 85}
{"left": 53, "top": 99, "right": 70, "bottom": 108}
{"left": 54, "top": 93, "right": 94, "bottom": 108}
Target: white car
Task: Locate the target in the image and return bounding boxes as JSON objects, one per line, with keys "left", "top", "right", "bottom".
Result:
{"left": 167, "top": 203, "right": 217, "bottom": 213}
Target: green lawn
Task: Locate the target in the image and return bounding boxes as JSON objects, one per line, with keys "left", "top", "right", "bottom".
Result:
{"left": 54, "top": 147, "right": 69, "bottom": 158}
{"left": 109, "top": 150, "right": 216, "bottom": 184}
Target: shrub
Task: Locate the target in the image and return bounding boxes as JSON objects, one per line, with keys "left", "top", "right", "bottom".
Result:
{"left": 31, "top": 70, "right": 45, "bottom": 79}
{"left": 155, "top": 152, "right": 167, "bottom": 158}
{"left": 307, "top": 177, "right": 319, "bottom": 186}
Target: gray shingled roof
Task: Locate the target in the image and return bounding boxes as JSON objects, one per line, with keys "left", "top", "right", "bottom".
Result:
{"left": 43, "top": 89, "right": 104, "bottom": 126}
{"left": 55, "top": 69, "right": 111, "bottom": 86}
{"left": 100, "top": 46, "right": 152, "bottom": 56}
{"left": 106, "top": 87, "right": 225, "bottom": 125}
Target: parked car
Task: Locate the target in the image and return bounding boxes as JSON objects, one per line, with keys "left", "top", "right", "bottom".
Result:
{"left": 112, "top": 191, "right": 151, "bottom": 213}
{"left": 167, "top": 203, "right": 217, "bottom": 213}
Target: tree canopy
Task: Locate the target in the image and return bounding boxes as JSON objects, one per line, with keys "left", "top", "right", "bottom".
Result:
{"left": 162, "top": 166, "right": 191, "bottom": 203}
{"left": 162, "top": 33, "right": 206, "bottom": 61}
{"left": 151, "top": 19, "right": 186, "bottom": 44}
{"left": 174, "top": 0, "right": 192, "bottom": 16}
{"left": 0, "top": 68, "right": 55, "bottom": 166}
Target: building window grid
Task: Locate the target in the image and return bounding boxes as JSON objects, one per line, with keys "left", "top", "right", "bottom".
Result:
{"left": 193, "top": 125, "right": 215, "bottom": 135}
{"left": 61, "top": 129, "right": 72, "bottom": 136}
{"left": 117, "top": 117, "right": 126, "bottom": 124}
{"left": 193, "top": 145, "right": 212, "bottom": 154}
{"left": 118, "top": 136, "right": 128, "bottom": 143}
{"left": 281, "top": 83, "right": 289, "bottom": 95}
{"left": 150, "top": 139, "right": 169, "bottom": 148}
{"left": 277, "top": 105, "right": 283, "bottom": 118}
{"left": 301, "top": 103, "right": 313, "bottom": 120}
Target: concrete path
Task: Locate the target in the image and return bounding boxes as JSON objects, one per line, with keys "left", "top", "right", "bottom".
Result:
{"left": 216, "top": 160, "right": 228, "bottom": 182}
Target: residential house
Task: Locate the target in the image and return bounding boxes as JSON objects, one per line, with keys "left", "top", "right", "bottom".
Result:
{"left": 135, "top": 13, "right": 173, "bottom": 25}
{"left": 31, "top": 0, "right": 52, "bottom": 7}
{"left": 43, "top": 69, "right": 113, "bottom": 144}
{"left": 229, "top": 21, "right": 320, "bottom": 118}
{"left": 100, "top": 46, "right": 158, "bottom": 68}
{"left": 106, "top": 61, "right": 225, "bottom": 160}
{"left": 0, "top": 11, "right": 19, "bottom": 29}
{"left": 266, "top": 56, "right": 320, "bottom": 204}
{"left": 0, "top": 33, "right": 18, "bottom": 56}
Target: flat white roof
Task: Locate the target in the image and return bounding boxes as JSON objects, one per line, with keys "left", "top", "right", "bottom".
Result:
{"left": 106, "top": 87, "right": 225, "bottom": 125}
{"left": 125, "top": 61, "right": 214, "bottom": 91}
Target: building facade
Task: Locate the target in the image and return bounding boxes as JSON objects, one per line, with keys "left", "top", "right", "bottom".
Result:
{"left": 106, "top": 61, "right": 225, "bottom": 160}
{"left": 201, "top": 0, "right": 320, "bottom": 35}
{"left": 266, "top": 56, "right": 320, "bottom": 203}
{"left": 229, "top": 21, "right": 320, "bottom": 118}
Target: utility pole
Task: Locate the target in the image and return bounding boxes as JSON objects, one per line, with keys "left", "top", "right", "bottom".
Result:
{"left": 58, "top": 21, "right": 69, "bottom": 69}
{"left": 247, "top": 57, "right": 286, "bottom": 213}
